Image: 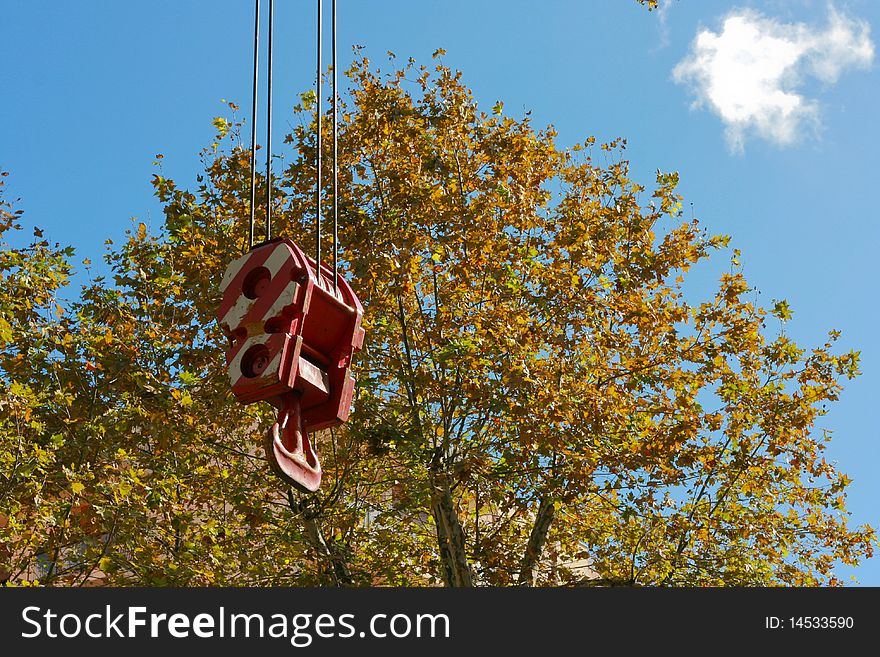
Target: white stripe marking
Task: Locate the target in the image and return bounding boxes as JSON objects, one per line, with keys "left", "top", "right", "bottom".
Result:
{"left": 227, "top": 334, "right": 270, "bottom": 385}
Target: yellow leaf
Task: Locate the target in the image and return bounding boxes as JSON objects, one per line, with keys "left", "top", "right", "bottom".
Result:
{"left": 0, "top": 316, "right": 12, "bottom": 344}
{"left": 72, "top": 482, "right": 84, "bottom": 495}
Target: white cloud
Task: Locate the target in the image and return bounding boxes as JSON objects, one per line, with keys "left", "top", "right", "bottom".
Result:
{"left": 655, "top": 0, "right": 676, "bottom": 49}
{"left": 673, "top": 5, "right": 874, "bottom": 152}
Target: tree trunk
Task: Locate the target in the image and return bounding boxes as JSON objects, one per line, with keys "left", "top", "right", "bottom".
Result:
{"left": 430, "top": 469, "right": 473, "bottom": 587}
{"left": 517, "top": 495, "right": 555, "bottom": 586}
{"left": 302, "top": 513, "right": 353, "bottom": 586}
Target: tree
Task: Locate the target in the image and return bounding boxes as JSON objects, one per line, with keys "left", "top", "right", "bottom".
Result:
{"left": 1, "top": 50, "right": 874, "bottom": 587}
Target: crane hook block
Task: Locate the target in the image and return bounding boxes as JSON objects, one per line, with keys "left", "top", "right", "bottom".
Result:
{"left": 217, "top": 238, "right": 365, "bottom": 492}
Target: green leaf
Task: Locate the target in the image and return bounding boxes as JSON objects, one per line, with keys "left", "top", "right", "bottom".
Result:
{"left": 211, "top": 117, "right": 230, "bottom": 137}
{"left": 771, "top": 299, "right": 793, "bottom": 321}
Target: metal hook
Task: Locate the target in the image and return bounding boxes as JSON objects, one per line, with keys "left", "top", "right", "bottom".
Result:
{"left": 266, "top": 395, "right": 322, "bottom": 493}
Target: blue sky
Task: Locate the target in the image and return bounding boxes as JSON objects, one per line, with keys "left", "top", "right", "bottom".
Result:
{"left": 2, "top": 0, "right": 878, "bottom": 584}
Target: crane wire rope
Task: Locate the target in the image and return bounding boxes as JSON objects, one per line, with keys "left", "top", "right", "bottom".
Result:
{"left": 332, "top": 0, "right": 338, "bottom": 293}
{"left": 317, "top": 0, "right": 340, "bottom": 289}
{"left": 247, "top": 0, "right": 260, "bottom": 249}
{"left": 265, "top": 0, "right": 274, "bottom": 243}
{"left": 246, "top": 0, "right": 339, "bottom": 286}
{"left": 316, "top": 0, "right": 323, "bottom": 272}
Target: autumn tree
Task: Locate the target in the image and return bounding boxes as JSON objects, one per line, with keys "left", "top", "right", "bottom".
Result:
{"left": 1, "top": 48, "right": 875, "bottom": 586}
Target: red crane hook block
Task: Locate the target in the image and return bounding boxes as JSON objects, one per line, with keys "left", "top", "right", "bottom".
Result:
{"left": 216, "top": 237, "right": 365, "bottom": 492}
